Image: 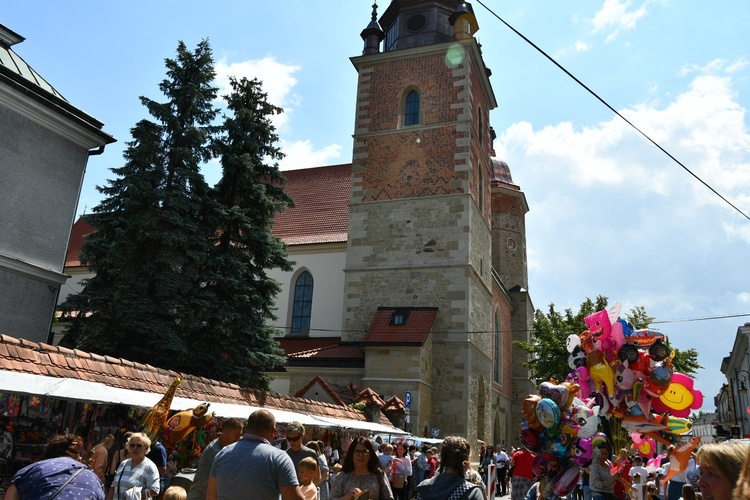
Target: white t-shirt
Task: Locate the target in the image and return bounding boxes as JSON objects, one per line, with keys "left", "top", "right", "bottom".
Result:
{"left": 629, "top": 465, "right": 648, "bottom": 484}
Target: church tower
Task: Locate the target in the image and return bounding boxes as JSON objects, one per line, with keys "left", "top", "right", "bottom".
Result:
{"left": 343, "top": 1, "right": 510, "bottom": 441}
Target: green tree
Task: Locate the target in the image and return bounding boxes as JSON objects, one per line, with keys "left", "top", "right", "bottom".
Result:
{"left": 515, "top": 296, "right": 702, "bottom": 382}
{"left": 192, "top": 77, "right": 293, "bottom": 388}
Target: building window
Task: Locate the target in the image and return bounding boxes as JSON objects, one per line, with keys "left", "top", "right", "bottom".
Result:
{"left": 405, "top": 90, "right": 420, "bottom": 126}
{"left": 384, "top": 18, "right": 399, "bottom": 51}
{"left": 494, "top": 312, "right": 502, "bottom": 384}
{"left": 390, "top": 309, "right": 410, "bottom": 326}
{"left": 291, "top": 271, "right": 314, "bottom": 334}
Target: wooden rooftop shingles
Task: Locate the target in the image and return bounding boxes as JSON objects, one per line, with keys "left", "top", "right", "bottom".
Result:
{"left": 0, "top": 334, "right": 370, "bottom": 422}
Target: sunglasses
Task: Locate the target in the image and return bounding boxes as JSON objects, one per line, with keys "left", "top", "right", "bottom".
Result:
{"left": 353, "top": 449, "right": 370, "bottom": 456}
{"left": 128, "top": 443, "right": 145, "bottom": 449}
{"left": 287, "top": 435, "right": 301, "bottom": 442}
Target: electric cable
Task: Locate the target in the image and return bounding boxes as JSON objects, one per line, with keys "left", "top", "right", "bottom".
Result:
{"left": 475, "top": 0, "right": 750, "bottom": 222}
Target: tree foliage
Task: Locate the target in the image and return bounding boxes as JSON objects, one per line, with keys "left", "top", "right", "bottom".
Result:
{"left": 61, "top": 41, "right": 293, "bottom": 389}
{"left": 514, "top": 296, "right": 703, "bottom": 383}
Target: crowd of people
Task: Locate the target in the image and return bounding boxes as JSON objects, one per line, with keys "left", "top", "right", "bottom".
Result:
{"left": 8, "top": 415, "right": 750, "bottom": 500}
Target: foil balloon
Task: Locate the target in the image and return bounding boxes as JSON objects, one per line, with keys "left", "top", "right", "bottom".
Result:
{"left": 553, "top": 462, "right": 581, "bottom": 497}
{"left": 651, "top": 372, "right": 704, "bottom": 418}
{"left": 630, "top": 433, "right": 656, "bottom": 459}
{"left": 644, "top": 361, "right": 674, "bottom": 398}
{"left": 576, "top": 405, "right": 600, "bottom": 438}
{"left": 571, "top": 437, "right": 593, "bottom": 466}
{"left": 566, "top": 333, "right": 581, "bottom": 353}
{"left": 546, "top": 435, "right": 570, "bottom": 459}
{"left": 523, "top": 394, "right": 544, "bottom": 431}
{"left": 591, "top": 432, "right": 608, "bottom": 449}
{"left": 587, "top": 349, "right": 615, "bottom": 396}
{"left": 536, "top": 398, "right": 561, "bottom": 429}
{"left": 540, "top": 381, "right": 571, "bottom": 409}
{"left": 521, "top": 426, "right": 544, "bottom": 453}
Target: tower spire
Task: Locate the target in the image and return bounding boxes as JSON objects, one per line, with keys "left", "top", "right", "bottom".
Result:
{"left": 360, "top": 1, "right": 384, "bottom": 55}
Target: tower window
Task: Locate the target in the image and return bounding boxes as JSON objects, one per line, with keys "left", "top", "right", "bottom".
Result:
{"left": 291, "top": 271, "right": 314, "bottom": 334}
{"left": 404, "top": 90, "right": 420, "bottom": 126}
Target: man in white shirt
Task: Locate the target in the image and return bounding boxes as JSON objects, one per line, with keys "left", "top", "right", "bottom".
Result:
{"left": 628, "top": 456, "right": 649, "bottom": 500}
{"left": 495, "top": 446, "right": 509, "bottom": 496}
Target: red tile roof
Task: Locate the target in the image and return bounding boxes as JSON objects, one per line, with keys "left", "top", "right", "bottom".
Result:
{"left": 272, "top": 164, "right": 351, "bottom": 246}
{"left": 383, "top": 395, "right": 406, "bottom": 412}
{"left": 362, "top": 307, "right": 438, "bottom": 344}
{"left": 294, "top": 375, "right": 362, "bottom": 406}
{"left": 354, "top": 388, "right": 385, "bottom": 407}
{"left": 65, "top": 217, "right": 96, "bottom": 267}
{"left": 277, "top": 337, "right": 341, "bottom": 355}
{"left": 0, "top": 333, "right": 369, "bottom": 422}
{"left": 288, "top": 343, "right": 364, "bottom": 360}
{"left": 65, "top": 164, "right": 352, "bottom": 267}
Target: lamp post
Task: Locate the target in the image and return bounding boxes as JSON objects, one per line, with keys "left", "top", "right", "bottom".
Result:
{"left": 735, "top": 369, "right": 750, "bottom": 438}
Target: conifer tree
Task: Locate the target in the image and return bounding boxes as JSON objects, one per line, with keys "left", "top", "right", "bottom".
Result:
{"left": 192, "top": 77, "right": 293, "bottom": 388}
{"left": 63, "top": 40, "right": 219, "bottom": 367}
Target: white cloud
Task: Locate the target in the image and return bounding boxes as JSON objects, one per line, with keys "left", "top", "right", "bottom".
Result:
{"left": 590, "top": 0, "right": 649, "bottom": 42}
{"left": 278, "top": 139, "right": 342, "bottom": 170}
{"left": 575, "top": 41, "right": 591, "bottom": 52}
{"left": 214, "top": 57, "right": 301, "bottom": 132}
{"left": 738, "top": 292, "right": 750, "bottom": 304}
{"left": 500, "top": 62, "right": 750, "bottom": 210}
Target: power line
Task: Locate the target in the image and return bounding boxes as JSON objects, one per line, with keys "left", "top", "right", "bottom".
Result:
{"left": 475, "top": 0, "right": 750, "bottom": 222}
{"left": 280, "top": 311, "right": 750, "bottom": 337}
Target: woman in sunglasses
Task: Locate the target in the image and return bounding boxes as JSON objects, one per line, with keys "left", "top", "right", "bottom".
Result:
{"left": 107, "top": 432, "right": 160, "bottom": 500}
{"left": 330, "top": 436, "right": 394, "bottom": 500}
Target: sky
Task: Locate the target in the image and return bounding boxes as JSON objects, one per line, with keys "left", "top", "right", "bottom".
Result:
{"left": 5, "top": 1, "right": 750, "bottom": 414}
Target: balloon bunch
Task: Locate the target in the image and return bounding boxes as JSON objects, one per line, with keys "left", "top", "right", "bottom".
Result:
{"left": 563, "top": 301, "right": 703, "bottom": 449}
{"left": 520, "top": 380, "right": 607, "bottom": 497}
{"left": 519, "top": 301, "right": 704, "bottom": 497}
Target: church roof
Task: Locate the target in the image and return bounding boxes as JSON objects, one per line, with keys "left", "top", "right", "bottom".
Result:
{"left": 65, "top": 164, "right": 353, "bottom": 268}
{"left": 272, "top": 164, "right": 351, "bottom": 245}
{"left": 361, "top": 307, "right": 438, "bottom": 344}
{"left": 490, "top": 157, "right": 516, "bottom": 186}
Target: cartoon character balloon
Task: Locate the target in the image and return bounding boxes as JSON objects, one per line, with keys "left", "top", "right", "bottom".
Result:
{"left": 651, "top": 372, "right": 704, "bottom": 417}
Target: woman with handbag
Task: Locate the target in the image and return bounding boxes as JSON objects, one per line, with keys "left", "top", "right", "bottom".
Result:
{"left": 5, "top": 434, "right": 105, "bottom": 499}
{"left": 390, "top": 443, "right": 412, "bottom": 500}
{"left": 107, "top": 433, "right": 160, "bottom": 500}
{"left": 90, "top": 434, "right": 115, "bottom": 484}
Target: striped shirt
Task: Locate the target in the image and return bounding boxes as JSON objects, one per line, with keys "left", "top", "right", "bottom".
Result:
{"left": 111, "top": 457, "right": 160, "bottom": 499}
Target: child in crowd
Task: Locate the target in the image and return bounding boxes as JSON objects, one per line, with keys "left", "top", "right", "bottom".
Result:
{"left": 299, "top": 456, "right": 319, "bottom": 500}
{"left": 163, "top": 486, "right": 187, "bottom": 500}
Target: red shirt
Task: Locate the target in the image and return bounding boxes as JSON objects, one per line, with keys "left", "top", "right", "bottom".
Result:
{"left": 427, "top": 457, "right": 437, "bottom": 478}
{"left": 511, "top": 450, "right": 534, "bottom": 480}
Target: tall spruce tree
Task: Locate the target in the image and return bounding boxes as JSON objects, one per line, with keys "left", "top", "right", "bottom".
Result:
{"left": 192, "top": 77, "right": 293, "bottom": 388}
{"left": 62, "top": 40, "right": 219, "bottom": 368}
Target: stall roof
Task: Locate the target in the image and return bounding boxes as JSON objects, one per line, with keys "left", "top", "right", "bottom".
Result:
{"left": 312, "top": 415, "right": 408, "bottom": 436}
{"left": 0, "top": 334, "right": 398, "bottom": 431}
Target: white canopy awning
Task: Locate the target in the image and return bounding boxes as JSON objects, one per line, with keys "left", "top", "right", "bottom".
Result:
{"left": 312, "top": 415, "right": 408, "bottom": 436}
{"left": 0, "top": 370, "right": 386, "bottom": 431}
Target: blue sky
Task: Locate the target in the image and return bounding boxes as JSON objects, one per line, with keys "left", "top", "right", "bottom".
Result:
{"left": 5, "top": 1, "right": 750, "bottom": 414}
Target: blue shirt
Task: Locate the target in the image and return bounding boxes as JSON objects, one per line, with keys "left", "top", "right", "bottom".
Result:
{"left": 210, "top": 434, "right": 299, "bottom": 500}
{"left": 12, "top": 456, "right": 105, "bottom": 500}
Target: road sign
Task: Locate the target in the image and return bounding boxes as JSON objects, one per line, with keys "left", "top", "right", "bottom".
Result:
{"left": 405, "top": 391, "right": 412, "bottom": 408}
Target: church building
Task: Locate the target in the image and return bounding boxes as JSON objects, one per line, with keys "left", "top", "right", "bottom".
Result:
{"left": 61, "top": 1, "right": 535, "bottom": 447}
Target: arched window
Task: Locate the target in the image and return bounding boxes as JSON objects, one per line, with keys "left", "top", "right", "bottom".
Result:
{"left": 404, "top": 90, "right": 420, "bottom": 126}
{"left": 291, "top": 271, "right": 314, "bottom": 334}
{"left": 494, "top": 311, "right": 502, "bottom": 384}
